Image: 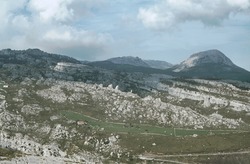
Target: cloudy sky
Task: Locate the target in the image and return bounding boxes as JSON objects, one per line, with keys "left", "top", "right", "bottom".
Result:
{"left": 1, "top": 0, "right": 250, "bottom": 70}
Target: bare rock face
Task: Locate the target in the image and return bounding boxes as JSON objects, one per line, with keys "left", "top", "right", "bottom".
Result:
{"left": 0, "top": 131, "right": 65, "bottom": 157}
{"left": 21, "top": 104, "right": 45, "bottom": 115}
{"left": 174, "top": 49, "right": 235, "bottom": 72}
{"left": 187, "top": 49, "right": 234, "bottom": 66}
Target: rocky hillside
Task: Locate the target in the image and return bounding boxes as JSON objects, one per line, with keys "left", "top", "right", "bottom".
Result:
{"left": 173, "top": 49, "right": 235, "bottom": 72}
{"left": 170, "top": 49, "right": 250, "bottom": 82}
{"left": 0, "top": 49, "right": 250, "bottom": 163}
{"left": 0, "top": 48, "right": 79, "bottom": 67}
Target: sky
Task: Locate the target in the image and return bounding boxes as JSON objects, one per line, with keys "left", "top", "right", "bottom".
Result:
{"left": 0, "top": 0, "right": 250, "bottom": 71}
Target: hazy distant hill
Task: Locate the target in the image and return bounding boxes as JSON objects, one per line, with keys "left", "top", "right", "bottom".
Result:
{"left": 105, "top": 56, "right": 173, "bottom": 69}
{"left": 107, "top": 56, "right": 150, "bottom": 67}
{"left": 144, "top": 59, "right": 173, "bottom": 69}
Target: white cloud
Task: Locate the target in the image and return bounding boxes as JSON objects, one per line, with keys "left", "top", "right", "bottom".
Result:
{"left": 28, "top": 0, "right": 74, "bottom": 22}
{"left": 227, "top": 0, "right": 250, "bottom": 9}
{"left": 11, "top": 15, "right": 30, "bottom": 31}
{"left": 0, "top": 0, "right": 27, "bottom": 17}
{"left": 41, "top": 26, "right": 113, "bottom": 48}
{"left": 0, "top": 0, "right": 112, "bottom": 59}
{"left": 138, "top": 0, "right": 250, "bottom": 30}
{"left": 0, "top": 0, "right": 28, "bottom": 32}
{"left": 27, "top": 0, "right": 107, "bottom": 23}
{"left": 138, "top": 6, "right": 176, "bottom": 30}
{"left": 43, "top": 30, "right": 73, "bottom": 42}
{"left": 36, "top": 26, "right": 113, "bottom": 60}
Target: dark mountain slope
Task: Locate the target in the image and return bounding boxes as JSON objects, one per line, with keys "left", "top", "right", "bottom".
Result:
{"left": 0, "top": 48, "right": 80, "bottom": 67}
{"left": 87, "top": 61, "right": 167, "bottom": 74}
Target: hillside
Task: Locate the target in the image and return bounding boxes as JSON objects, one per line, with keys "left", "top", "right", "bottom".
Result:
{"left": 170, "top": 49, "right": 250, "bottom": 82}
{"left": 107, "top": 56, "right": 150, "bottom": 67}
{"left": 104, "top": 56, "right": 173, "bottom": 69}
{"left": 0, "top": 49, "right": 250, "bottom": 163}
{"left": 144, "top": 59, "right": 173, "bottom": 69}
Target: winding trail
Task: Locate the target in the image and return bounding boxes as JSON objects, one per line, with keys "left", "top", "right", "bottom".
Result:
{"left": 139, "top": 150, "right": 250, "bottom": 163}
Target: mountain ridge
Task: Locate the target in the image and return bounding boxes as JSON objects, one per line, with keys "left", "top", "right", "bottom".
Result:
{"left": 144, "top": 59, "right": 173, "bottom": 69}
{"left": 1, "top": 48, "right": 249, "bottom": 82}
{"left": 173, "top": 49, "right": 236, "bottom": 72}
{"left": 168, "top": 49, "right": 250, "bottom": 82}
{"left": 0, "top": 48, "right": 80, "bottom": 66}
{"left": 107, "top": 56, "right": 150, "bottom": 68}
{"left": 106, "top": 56, "right": 173, "bottom": 69}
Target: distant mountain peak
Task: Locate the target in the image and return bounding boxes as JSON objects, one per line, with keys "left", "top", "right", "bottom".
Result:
{"left": 106, "top": 56, "right": 173, "bottom": 69}
{"left": 174, "top": 49, "right": 235, "bottom": 72}
{"left": 144, "top": 60, "right": 173, "bottom": 69}
{"left": 190, "top": 49, "right": 234, "bottom": 65}
{"left": 107, "top": 56, "right": 150, "bottom": 67}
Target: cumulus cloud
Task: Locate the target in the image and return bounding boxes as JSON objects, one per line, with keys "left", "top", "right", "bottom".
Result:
{"left": 28, "top": 0, "right": 74, "bottom": 22}
{"left": 138, "top": 0, "right": 250, "bottom": 30}
{"left": 0, "top": 0, "right": 27, "bottom": 31}
{"left": 40, "top": 26, "right": 113, "bottom": 54}
{"left": 0, "top": 0, "right": 112, "bottom": 59}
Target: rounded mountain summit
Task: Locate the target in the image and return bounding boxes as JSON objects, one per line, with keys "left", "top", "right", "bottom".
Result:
{"left": 173, "top": 49, "right": 235, "bottom": 72}
{"left": 171, "top": 49, "right": 250, "bottom": 82}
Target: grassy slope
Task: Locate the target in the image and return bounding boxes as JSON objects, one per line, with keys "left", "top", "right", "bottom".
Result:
{"left": 62, "top": 110, "right": 244, "bottom": 137}
{"left": 62, "top": 110, "right": 250, "bottom": 158}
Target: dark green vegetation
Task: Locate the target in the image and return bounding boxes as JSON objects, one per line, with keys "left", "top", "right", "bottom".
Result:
{"left": 0, "top": 147, "right": 22, "bottom": 160}
{"left": 88, "top": 61, "right": 166, "bottom": 74}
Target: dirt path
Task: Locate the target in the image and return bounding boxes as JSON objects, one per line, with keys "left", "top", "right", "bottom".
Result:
{"left": 139, "top": 156, "right": 188, "bottom": 164}
{"left": 139, "top": 150, "right": 250, "bottom": 162}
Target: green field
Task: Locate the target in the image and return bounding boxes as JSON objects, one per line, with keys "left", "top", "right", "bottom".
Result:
{"left": 61, "top": 110, "right": 245, "bottom": 137}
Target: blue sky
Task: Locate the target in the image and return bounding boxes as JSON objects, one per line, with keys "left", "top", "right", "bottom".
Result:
{"left": 1, "top": 0, "right": 250, "bottom": 71}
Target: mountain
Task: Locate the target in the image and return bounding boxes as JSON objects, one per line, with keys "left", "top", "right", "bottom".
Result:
{"left": 88, "top": 56, "right": 173, "bottom": 74}
{"left": 107, "top": 56, "right": 150, "bottom": 67}
{"left": 0, "top": 48, "right": 80, "bottom": 66}
{"left": 0, "top": 48, "right": 81, "bottom": 81}
{"left": 144, "top": 60, "right": 173, "bottom": 69}
{"left": 88, "top": 56, "right": 171, "bottom": 74}
{"left": 105, "top": 56, "right": 173, "bottom": 69}
{"left": 170, "top": 49, "right": 250, "bottom": 82}
{"left": 88, "top": 60, "right": 168, "bottom": 75}
{"left": 173, "top": 49, "right": 235, "bottom": 72}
